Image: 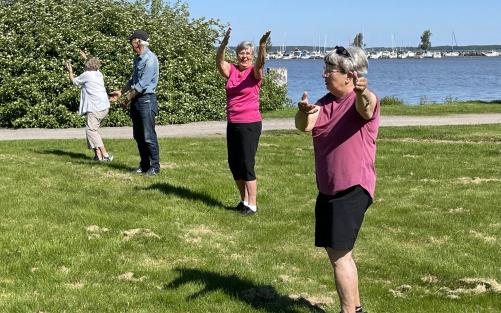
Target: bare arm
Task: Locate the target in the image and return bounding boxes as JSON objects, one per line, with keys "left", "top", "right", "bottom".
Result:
{"left": 295, "top": 91, "right": 320, "bottom": 132}
{"left": 216, "top": 27, "right": 231, "bottom": 79}
{"left": 353, "top": 73, "right": 377, "bottom": 120}
{"left": 65, "top": 61, "right": 74, "bottom": 82}
{"left": 79, "top": 49, "right": 88, "bottom": 60}
{"left": 254, "top": 30, "right": 271, "bottom": 80}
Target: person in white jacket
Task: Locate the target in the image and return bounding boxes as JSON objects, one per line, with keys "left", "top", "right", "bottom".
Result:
{"left": 66, "top": 51, "right": 113, "bottom": 161}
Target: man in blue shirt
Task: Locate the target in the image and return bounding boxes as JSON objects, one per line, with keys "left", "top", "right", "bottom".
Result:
{"left": 110, "top": 30, "right": 160, "bottom": 176}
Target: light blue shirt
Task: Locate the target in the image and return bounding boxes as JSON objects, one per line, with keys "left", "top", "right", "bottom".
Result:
{"left": 72, "top": 70, "right": 110, "bottom": 115}
{"left": 126, "top": 48, "right": 159, "bottom": 94}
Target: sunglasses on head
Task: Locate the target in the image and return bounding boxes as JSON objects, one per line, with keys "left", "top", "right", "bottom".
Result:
{"left": 325, "top": 46, "right": 351, "bottom": 68}
{"left": 334, "top": 46, "right": 351, "bottom": 58}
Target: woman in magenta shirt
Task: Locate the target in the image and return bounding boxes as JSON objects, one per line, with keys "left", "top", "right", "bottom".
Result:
{"left": 216, "top": 27, "right": 270, "bottom": 216}
{"left": 295, "top": 46, "right": 379, "bottom": 313}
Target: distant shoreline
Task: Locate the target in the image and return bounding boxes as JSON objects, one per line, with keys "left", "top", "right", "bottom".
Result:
{"left": 261, "top": 44, "right": 501, "bottom": 52}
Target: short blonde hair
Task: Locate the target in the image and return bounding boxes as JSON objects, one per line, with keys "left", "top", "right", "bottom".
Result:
{"left": 84, "top": 57, "right": 101, "bottom": 71}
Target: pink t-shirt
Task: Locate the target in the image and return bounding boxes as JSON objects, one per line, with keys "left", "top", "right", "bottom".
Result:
{"left": 312, "top": 91, "right": 380, "bottom": 198}
{"left": 225, "top": 64, "right": 262, "bottom": 123}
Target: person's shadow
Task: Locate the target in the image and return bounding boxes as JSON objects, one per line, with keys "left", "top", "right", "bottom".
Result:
{"left": 141, "top": 183, "right": 234, "bottom": 211}
{"left": 164, "top": 268, "right": 326, "bottom": 313}
{"left": 40, "top": 149, "right": 134, "bottom": 172}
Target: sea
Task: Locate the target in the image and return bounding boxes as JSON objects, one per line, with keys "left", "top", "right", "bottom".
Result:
{"left": 266, "top": 57, "right": 501, "bottom": 105}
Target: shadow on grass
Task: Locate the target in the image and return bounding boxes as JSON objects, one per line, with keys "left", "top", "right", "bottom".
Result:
{"left": 40, "top": 149, "right": 135, "bottom": 172}
{"left": 141, "top": 183, "right": 233, "bottom": 210}
{"left": 165, "top": 268, "right": 326, "bottom": 313}
{"left": 41, "top": 149, "right": 89, "bottom": 160}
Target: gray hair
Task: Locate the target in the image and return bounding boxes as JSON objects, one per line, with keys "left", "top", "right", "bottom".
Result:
{"left": 138, "top": 39, "right": 149, "bottom": 47}
{"left": 236, "top": 41, "right": 254, "bottom": 55}
{"left": 131, "top": 38, "right": 150, "bottom": 48}
{"left": 84, "top": 57, "right": 101, "bottom": 71}
{"left": 324, "top": 46, "right": 368, "bottom": 76}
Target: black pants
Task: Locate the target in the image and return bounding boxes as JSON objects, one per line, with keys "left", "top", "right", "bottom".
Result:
{"left": 226, "top": 121, "right": 262, "bottom": 181}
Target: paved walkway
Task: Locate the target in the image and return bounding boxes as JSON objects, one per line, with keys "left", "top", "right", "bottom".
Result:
{"left": 1, "top": 114, "right": 501, "bottom": 141}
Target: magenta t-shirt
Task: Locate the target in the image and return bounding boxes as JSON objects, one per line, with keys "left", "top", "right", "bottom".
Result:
{"left": 225, "top": 64, "right": 262, "bottom": 123}
{"left": 312, "top": 91, "right": 380, "bottom": 198}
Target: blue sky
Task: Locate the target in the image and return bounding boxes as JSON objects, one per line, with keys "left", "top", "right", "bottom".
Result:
{"left": 182, "top": 0, "right": 501, "bottom": 48}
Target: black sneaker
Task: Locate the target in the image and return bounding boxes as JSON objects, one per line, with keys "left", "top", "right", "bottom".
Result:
{"left": 145, "top": 167, "right": 159, "bottom": 176}
{"left": 240, "top": 206, "right": 257, "bottom": 216}
{"left": 234, "top": 202, "right": 246, "bottom": 212}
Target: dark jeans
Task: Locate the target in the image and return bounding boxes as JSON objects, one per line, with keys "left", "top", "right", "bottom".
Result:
{"left": 130, "top": 93, "right": 160, "bottom": 171}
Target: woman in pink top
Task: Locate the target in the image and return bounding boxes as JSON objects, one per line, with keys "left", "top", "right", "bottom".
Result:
{"left": 295, "top": 46, "right": 379, "bottom": 313}
{"left": 216, "top": 27, "right": 270, "bottom": 216}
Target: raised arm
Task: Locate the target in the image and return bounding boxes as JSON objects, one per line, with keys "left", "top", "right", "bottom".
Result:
{"left": 295, "top": 91, "right": 320, "bottom": 132}
{"left": 353, "top": 72, "right": 377, "bottom": 120}
{"left": 65, "top": 61, "right": 75, "bottom": 83}
{"left": 254, "top": 30, "right": 271, "bottom": 80}
{"left": 216, "top": 27, "right": 232, "bottom": 79}
{"left": 79, "top": 49, "right": 88, "bottom": 60}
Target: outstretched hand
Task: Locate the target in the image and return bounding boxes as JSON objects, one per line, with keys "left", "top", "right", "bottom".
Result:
{"left": 259, "top": 30, "right": 271, "bottom": 46}
{"left": 79, "top": 49, "right": 88, "bottom": 60}
{"left": 109, "top": 90, "right": 122, "bottom": 102}
{"left": 222, "top": 26, "right": 231, "bottom": 44}
{"left": 65, "top": 61, "right": 73, "bottom": 72}
{"left": 352, "top": 72, "right": 368, "bottom": 94}
{"left": 298, "top": 91, "right": 318, "bottom": 114}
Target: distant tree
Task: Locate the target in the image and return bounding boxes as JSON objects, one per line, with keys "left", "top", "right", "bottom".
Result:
{"left": 150, "top": 0, "right": 162, "bottom": 16}
{"left": 265, "top": 36, "right": 272, "bottom": 51}
{"left": 0, "top": 0, "right": 289, "bottom": 128}
{"left": 352, "top": 33, "right": 364, "bottom": 48}
{"left": 419, "top": 30, "right": 432, "bottom": 51}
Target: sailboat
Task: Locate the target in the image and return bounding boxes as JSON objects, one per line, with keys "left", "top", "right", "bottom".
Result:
{"left": 444, "top": 32, "right": 460, "bottom": 57}
{"left": 482, "top": 50, "right": 500, "bottom": 57}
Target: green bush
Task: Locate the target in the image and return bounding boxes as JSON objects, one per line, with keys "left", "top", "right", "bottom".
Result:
{"left": 380, "top": 96, "right": 405, "bottom": 106}
{"left": 260, "top": 71, "right": 292, "bottom": 111}
{"left": 0, "top": 0, "right": 289, "bottom": 128}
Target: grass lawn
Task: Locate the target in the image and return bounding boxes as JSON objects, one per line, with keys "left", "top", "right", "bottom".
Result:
{"left": 0, "top": 124, "right": 500, "bottom": 312}
{"left": 262, "top": 101, "right": 501, "bottom": 119}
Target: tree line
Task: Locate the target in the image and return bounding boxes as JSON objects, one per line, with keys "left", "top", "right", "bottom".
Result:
{"left": 352, "top": 30, "right": 432, "bottom": 51}
{"left": 0, "top": 0, "right": 289, "bottom": 128}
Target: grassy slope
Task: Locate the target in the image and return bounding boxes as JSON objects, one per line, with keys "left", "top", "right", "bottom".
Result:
{"left": 0, "top": 125, "right": 500, "bottom": 312}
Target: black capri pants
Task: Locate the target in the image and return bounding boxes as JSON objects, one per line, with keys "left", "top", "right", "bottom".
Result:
{"left": 315, "top": 185, "right": 373, "bottom": 250}
{"left": 226, "top": 121, "right": 262, "bottom": 181}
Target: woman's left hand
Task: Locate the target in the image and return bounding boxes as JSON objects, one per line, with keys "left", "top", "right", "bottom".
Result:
{"left": 259, "top": 30, "right": 271, "bottom": 47}
{"left": 79, "top": 49, "right": 88, "bottom": 60}
{"left": 353, "top": 72, "right": 368, "bottom": 94}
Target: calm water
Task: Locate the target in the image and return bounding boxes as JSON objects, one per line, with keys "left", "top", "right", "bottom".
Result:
{"left": 267, "top": 57, "right": 501, "bottom": 105}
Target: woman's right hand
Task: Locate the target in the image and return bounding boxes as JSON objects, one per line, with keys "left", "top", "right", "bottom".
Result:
{"left": 298, "top": 91, "right": 318, "bottom": 114}
{"left": 65, "top": 61, "right": 72, "bottom": 72}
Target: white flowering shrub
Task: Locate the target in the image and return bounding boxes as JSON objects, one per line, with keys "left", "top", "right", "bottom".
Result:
{"left": 0, "top": 0, "right": 289, "bottom": 128}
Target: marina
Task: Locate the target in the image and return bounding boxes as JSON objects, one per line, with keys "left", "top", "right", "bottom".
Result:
{"left": 266, "top": 56, "right": 501, "bottom": 105}
{"left": 266, "top": 48, "right": 501, "bottom": 60}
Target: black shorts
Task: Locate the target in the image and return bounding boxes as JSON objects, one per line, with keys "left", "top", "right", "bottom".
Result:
{"left": 226, "top": 121, "right": 262, "bottom": 181}
{"left": 315, "top": 185, "right": 373, "bottom": 250}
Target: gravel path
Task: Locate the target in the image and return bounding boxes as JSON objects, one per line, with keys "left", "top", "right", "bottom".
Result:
{"left": 1, "top": 114, "right": 501, "bottom": 141}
